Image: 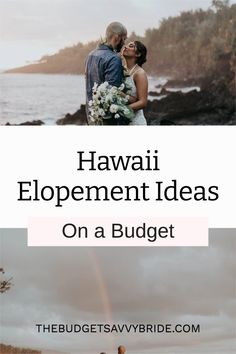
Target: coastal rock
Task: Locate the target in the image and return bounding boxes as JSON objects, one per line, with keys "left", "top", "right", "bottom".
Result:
{"left": 148, "top": 91, "right": 160, "bottom": 97}
{"left": 56, "top": 104, "right": 87, "bottom": 125}
{"left": 144, "top": 89, "right": 236, "bottom": 125}
{"left": 146, "top": 53, "right": 236, "bottom": 125}
{"left": 5, "top": 120, "right": 44, "bottom": 126}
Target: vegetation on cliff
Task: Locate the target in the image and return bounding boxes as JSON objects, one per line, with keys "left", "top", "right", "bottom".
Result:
{"left": 146, "top": 0, "right": 236, "bottom": 77}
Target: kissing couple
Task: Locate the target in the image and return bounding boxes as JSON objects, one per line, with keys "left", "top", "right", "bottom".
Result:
{"left": 85, "top": 22, "right": 148, "bottom": 125}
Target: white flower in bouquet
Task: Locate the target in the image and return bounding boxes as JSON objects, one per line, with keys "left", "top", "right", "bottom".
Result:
{"left": 93, "top": 92, "right": 101, "bottom": 100}
{"left": 110, "top": 104, "right": 119, "bottom": 114}
{"left": 90, "top": 109, "right": 99, "bottom": 122}
{"left": 111, "top": 86, "right": 118, "bottom": 94}
{"left": 119, "top": 83, "right": 125, "bottom": 91}
{"left": 92, "top": 83, "right": 98, "bottom": 92}
{"left": 98, "top": 108, "right": 105, "bottom": 117}
{"left": 105, "top": 93, "right": 113, "bottom": 104}
{"left": 98, "top": 82, "right": 109, "bottom": 93}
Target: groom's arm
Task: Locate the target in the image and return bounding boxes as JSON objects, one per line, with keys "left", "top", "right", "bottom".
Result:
{"left": 104, "top": 56, "right": 123, "bottom": 87}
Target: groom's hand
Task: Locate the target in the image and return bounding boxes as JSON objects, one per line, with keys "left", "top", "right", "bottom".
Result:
{"left": 120, "top": 92, "right": 137, "bottom": 103}
{"left": 128, "top": 95, "right": 137, "bottom": 104}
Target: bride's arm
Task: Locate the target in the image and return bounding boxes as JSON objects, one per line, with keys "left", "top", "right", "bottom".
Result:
{"left": 129, "top": 71, "right": 148, "bottom": 110}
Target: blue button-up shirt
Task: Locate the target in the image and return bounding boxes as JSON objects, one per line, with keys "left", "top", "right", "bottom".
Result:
{"left": 85, "top": 44, "right": 123, "bottom": 116}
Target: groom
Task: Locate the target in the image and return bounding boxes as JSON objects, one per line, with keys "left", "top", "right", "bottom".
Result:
{"left": 85, "top": 22, "right": 128, "bottom": 125}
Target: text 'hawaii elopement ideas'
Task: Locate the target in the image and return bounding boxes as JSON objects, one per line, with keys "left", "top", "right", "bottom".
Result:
{"left": 17, "top": 149, "right": 220, "bottom": 207}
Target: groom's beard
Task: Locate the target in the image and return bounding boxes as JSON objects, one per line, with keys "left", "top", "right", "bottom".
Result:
{"left": 116, "top": 41, "right": 123, "bottom": 53}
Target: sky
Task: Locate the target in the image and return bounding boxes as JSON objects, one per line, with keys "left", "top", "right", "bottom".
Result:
{"left": 0, "top": 229, "right": 236, "bottom": 354}
{"left": 1, "top": 0, "right": 236, "bottom": 69}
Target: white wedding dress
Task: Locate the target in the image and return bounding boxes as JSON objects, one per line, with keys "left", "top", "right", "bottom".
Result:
{"left": 127, "top": 74, "right": 147, "bottom": 126}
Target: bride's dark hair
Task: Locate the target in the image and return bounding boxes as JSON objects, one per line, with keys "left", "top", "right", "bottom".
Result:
{"left": 134, "top": 41, "right": 147, "bottom": 67}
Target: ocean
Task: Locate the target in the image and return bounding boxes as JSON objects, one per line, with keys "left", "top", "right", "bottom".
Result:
{"left": 0, "top": 73, "right": 199, "bottom": 125}
{"left": 0, "top": 74, "right": 86, "bottom": 125}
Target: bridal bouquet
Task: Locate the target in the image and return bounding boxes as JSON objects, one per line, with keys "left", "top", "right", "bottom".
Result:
{"left": 88, "top": 81, "right": 135, "bottom": 125}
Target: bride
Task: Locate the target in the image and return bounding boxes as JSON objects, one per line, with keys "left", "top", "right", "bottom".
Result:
{"left": 121, "top": 41, "right": 148, "bottom": 125}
